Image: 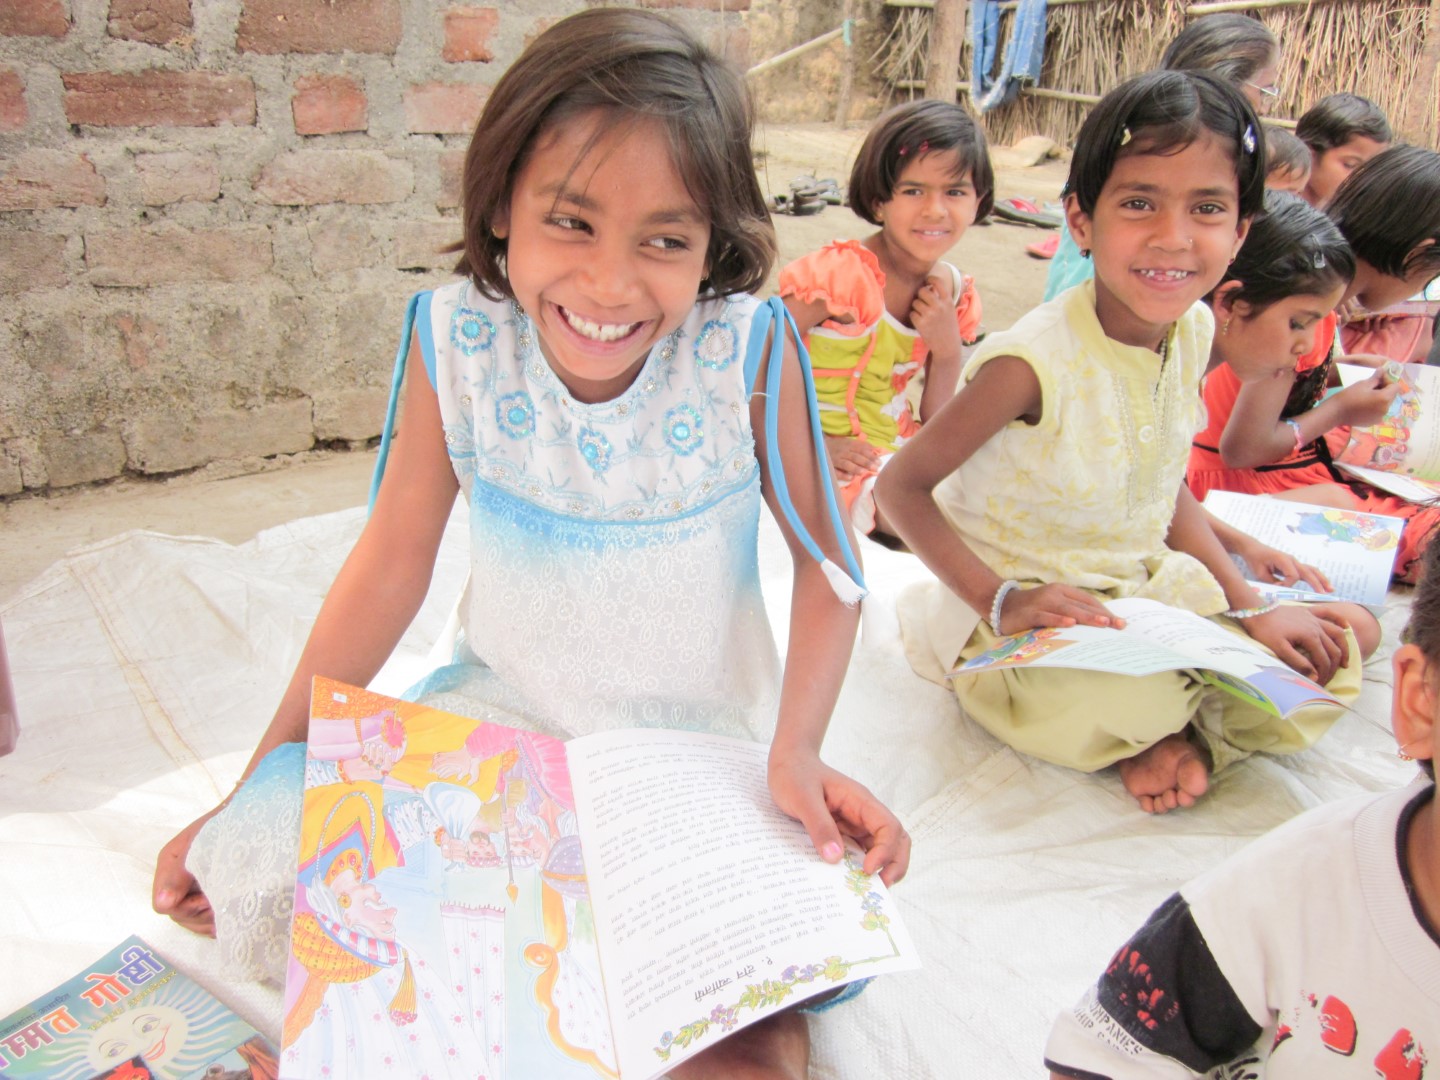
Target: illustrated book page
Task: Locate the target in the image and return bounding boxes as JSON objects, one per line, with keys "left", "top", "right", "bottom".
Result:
{"left": 1334, "top": 362, "right": 1440, "bottom": 481}
{"left": 280, "top": 678, "right": 918, "bottom": 1080}
{"left": 955, "top": 597, "right": 1338, "bottom": 718}
{"left": 1202, "top": 489, "right": 1402, "bottom": 606}
{"left": 0, "top": 936, "right": 277, "bottom": 1080}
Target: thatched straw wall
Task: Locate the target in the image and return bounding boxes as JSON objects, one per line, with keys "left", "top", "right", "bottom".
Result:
{"left": 876, "top": 0, "right": 1439, "bottom": 149}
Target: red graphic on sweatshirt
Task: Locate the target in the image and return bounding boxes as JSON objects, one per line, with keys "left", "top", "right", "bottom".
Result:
{"left": 1104, "top": 946, "right": 1180, "bottom": 1032}
{"left": 1374, "top": 1028, "right": 1427, "bottom": 1080}
{"left": 1319, "top": 995, "right": 1357, "bottom": 1055}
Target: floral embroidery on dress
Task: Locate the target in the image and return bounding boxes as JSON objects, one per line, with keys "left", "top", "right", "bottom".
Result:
{"left": 576, "top": 427, "right": 613, "bottom": 474}
{"left": 664, "top": 403, "right": 704, "bottom": 456}
{"left": 495, "top": 391, "right": 536, "bottom": 440}
{"left": 452, "top": 305, "right": 497, "bottom": 356}
{"left": 694, "top": 319, "right": 739, "bottom": 371}
{"left": 443, "top": 421, "right": 478, "bottom": 485}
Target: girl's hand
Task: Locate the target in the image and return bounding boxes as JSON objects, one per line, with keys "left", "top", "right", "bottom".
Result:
{"left": 910, "top": 274, "right": 963, "bottom": 364}
{"left": 998, "top": 583, "right": 1122, "bottom": 636}
{"left": 1335, "top": 375, "right": 1402, "bottom": 427}
{"left": 153, "top": 807, "right": 223, "bottom": 936}
{"left": 824, "top": 435, "right": 881, "bottom": 481}
{"left": 1241, "top": 605, "right": 1349, "bottom": 685}
{"left": 768, "top": 752, "right": 910, "bottom": 886}
{"left": 1229, "top": 536, "right": 1333, "bottom": 593}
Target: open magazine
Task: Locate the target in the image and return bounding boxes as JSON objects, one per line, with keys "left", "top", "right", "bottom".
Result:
{"left": 954, "top": 598, "right": 1339, "bottom": 719}
{"left": 0, "top": 936, "right": 277, "bottom": 1079}
{"left": 1334, "top": 362, "right": 1440, "bottom": 497}
{"left": 280, "top": 677, "right": 919, "bottom": 1080}
{"left": 1202, "top": 489, "right": 1402, "bottom": 607}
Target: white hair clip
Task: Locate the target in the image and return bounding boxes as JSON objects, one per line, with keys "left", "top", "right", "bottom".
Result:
{"left": 1313, "top": 250, "right": 1326, "bottom": 269}
{"left": 1119, "top": 126, "right": 1133, "bottom": 146}
{"left": 1242, "top": 125, "right": 1257, "bottom": 154}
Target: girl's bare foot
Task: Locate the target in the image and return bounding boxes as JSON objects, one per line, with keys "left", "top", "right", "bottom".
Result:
{"left": 669, "top": 1009, "right": 810, "bottom": 1080}
{"left": 1117, "top": 731, "right": 1211, "bottom": 814}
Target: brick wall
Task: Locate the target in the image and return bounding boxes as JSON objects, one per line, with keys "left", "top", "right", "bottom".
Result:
{"left": 0, "top": 0, "right": 749, "bottom": 494}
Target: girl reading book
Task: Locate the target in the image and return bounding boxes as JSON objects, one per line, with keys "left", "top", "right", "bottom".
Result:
{"left": 1188, "top": 146, "right": 1440, "bottom": 584}
{"left": 778, "top": 99, "right": 992, "bottom": 538}
{"left": 152, "top": 12, "right": 907, "bottom": 1075}
{"left": 876, "top": 71, "right": 1377, "bottom": 816}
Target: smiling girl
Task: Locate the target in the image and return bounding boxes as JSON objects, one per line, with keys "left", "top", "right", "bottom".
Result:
{"left": 153, "top": 11, "right": 906, "bottom": 1075}
{"left": 779, "top": 100, "right": 993, "bottom": 537}
{"left": 876, "top": 71, "right": 1376, "bottom": 815}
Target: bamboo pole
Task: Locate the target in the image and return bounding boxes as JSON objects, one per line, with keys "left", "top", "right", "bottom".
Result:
{"left": 835, "top": 0, "right": 857, "bottom": 127}
{"left": 1185, "top": 0, "right": 1321, "bottom": 12}
{"left": 746, "top": 26, "right": 847, "bottom": 79}
{"left": 924, "top": 0, "right": 967, "bottom": 100}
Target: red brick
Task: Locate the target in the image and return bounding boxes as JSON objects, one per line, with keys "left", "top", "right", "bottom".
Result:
{"left": 0, "top": 67, "right": 25, "bottom": 131}
{"left": 256, "top": 150, "right": 411, "bottom": 205}
{"left": 237, "top": 0, "right": 400, "bottom": 55}
{"left": 442, "top": 7, "right": 498, "bottom": 63}
{"left": 0, "top": 0, "right": 67, "bottom": 36}
{"left": 112, "top": 313, "right": 169, "bottom": 371}
{"left": 307, "top": 211, "right": 379, "bottom": 273}
{"left": 395, "top": 220, "right": 461, "bottom": 270}
{"left": 85, "top": 226, "right": 273, "bottom": 286}
{"left": 64, "top": 71, "right": 255, "bottom": 127}
{"left": 108, "top": 0, "right": 192, "bottom": 45}
{"left": 135, "top": 151, "right": 220, "bottom": 205}
{"left": 437, "top": 148, "right": 465, "bottom": 209}
{"left": 0, "top": 231, "right": 67, "bottom": 292}
{"left": 292, "top": 74, "right": 367, "bottom": 135}
{"left": 404, "top": 82, "right": 487, "bottom": 135}
{"left": 0, "top": 151, "right": 105, "bottom": 211}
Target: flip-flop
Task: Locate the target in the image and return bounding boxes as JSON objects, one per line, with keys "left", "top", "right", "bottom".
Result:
{"left": 994, "top": 197, "right": 1062, "bottom": 229}
{"left": 1026, "top": 233, "right": 1060, "bottom": 259}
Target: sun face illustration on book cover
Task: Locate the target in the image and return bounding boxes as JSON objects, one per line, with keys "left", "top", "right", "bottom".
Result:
{"left": 0, "top": 936, "right": 278, "bottom": 1080}
{"left": 280, "top": 677, "right": 919, "bottom": 1080}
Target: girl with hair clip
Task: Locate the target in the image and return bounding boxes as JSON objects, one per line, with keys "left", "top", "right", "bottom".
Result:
{"left": 1191, "top": 146, "right": 1440, "bottom": 584}
{"left": 1045, "top": 534, "right": 1440, "bottom": 1079}
{"left": 878, "top": 70, "right": 1377, "bottom": 816}
{"left": 779, "top": 99, "right": 994, "bottom": 539}
{"left": 152, "top": 10, "right": 906, "bottom": 1075}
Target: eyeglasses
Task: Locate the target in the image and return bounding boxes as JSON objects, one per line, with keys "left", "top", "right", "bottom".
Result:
{"left": 1246, "top": 81, "right": 1281, "bottom": 99}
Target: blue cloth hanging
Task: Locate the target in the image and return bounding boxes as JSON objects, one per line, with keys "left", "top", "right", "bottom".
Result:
{"left": 970, "top": 0, "right": 1001, "bottom": 99}
{"left": 974, "top": 0, "right": 1048, "bottom": 113}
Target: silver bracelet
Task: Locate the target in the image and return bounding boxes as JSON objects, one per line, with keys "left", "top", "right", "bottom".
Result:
{"left": 1221, "top": 600, "right": 1280, "bottom": 620}
{"left": 988, "top": 579, "right": 1021, "bottom": 634}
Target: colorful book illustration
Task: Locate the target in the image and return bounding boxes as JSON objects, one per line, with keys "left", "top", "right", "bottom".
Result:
{"left": 1335, "top": 362, "right": 1440, "bottom": 488}
{"left": 0, "top": 936, "right": 278, "bottom": 1079}
{"left": 280, "top": 677, "right": 919, "bottom": 1080}
{"left": 954, "top": 597, "right": 1339, "bottom": 719}
{"left": 1203, "top": 489, "right": 1402, "bottom": 607}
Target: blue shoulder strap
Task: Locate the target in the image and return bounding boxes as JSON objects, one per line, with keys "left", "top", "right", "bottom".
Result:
{"left": 369, "top": 291, "right": 436, "bottom": 513}
{"left": 744, "top": 297, "right": 867, "bottom": 602}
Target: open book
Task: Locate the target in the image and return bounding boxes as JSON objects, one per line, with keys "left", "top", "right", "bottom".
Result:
{"left": 1203, "top": 489, "right": 1402, "bottom": 606}
{"left": 279, "top": 677, "right": 918, "bottom": 1080}
{"left": 0, "top": 936, "right": 277, "bottom": 1079}
{"left": 1334, "top": 362, "right": 1440, "bottom": 500}
{"left": 954, "top": 598, "right": 1339, "bottom": 719}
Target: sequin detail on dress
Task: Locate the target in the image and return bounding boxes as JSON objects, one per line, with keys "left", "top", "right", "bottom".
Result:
{"left": 451, "top": 305, "right": 497, "bottom": 356}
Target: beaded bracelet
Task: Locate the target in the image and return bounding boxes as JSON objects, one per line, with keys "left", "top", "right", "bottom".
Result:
{"left": 1284, "top": 419, "right": 1304, "bottom": 455}
{"left": 1221, "top": 600, "right": 1280, "bottom": 620}
{"left": 989, "top": 579, "right": 1020, "bottom": 634}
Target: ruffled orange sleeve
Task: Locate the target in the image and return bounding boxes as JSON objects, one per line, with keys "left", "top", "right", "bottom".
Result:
{"left": 954, "top": 273, "right": 982, "bottom": 345}
{"left": 777, "top": 239, "right": 885, "bottom": 337}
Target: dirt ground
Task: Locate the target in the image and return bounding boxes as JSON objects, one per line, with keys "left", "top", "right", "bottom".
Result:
{"left": 0, "top": 125, "right": 1073, "bottom": 601}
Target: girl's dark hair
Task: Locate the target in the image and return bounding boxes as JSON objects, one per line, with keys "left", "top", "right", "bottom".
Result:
{"left": 1326, "top": 145, "right": 1440, "bottom": 279}
{"left": 1208, "top": 190, "right": 1353, "bottom": 311}
{"left": 455, "top": 8, "right": 775, "bottom": 300}
{"left": 1295, "top": 93, "right": 1392, "bottom": 154}
{"left": 1160, "top": 14, "right": 1278, "bottom": 86}
{"left": 1402, "top": 532, "right": 1439, "bottom": 780}
{"left": 847, "top": 99, "right": 995, "bottom": 225}
{"left": 1066, "top": 70, "right": 1266, "bottom": 219}
{"left": 1264, "top": 128, "right": 1311, "bottom": 178}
